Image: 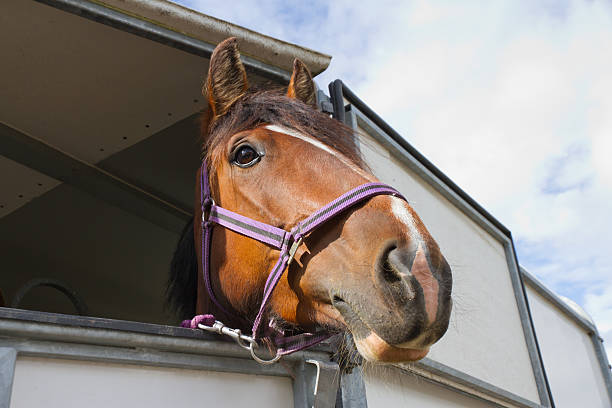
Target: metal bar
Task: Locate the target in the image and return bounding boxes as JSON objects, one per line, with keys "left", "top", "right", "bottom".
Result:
{"left": 340, "top": 82, "right": 511, "bottom": 238}
{"left": 33, "top": 0, "right": 291, "bottom": 83}
{"left": 305, "top": 359, "right": 340, "bottom": 408}
{"left": 412, "top": 358, "right": 543, "bottom": 408}
{"left": 292, "top": 358, "right": 340, "bottom": 408}
{"left": 316, "top": 89, "right": 334, "bottom": 115}
{"left": 0, "top": 317, "right": 243, "bottom": 359}
{"left": 590, "top": 333, "right": 612, "bottom": 405}
{"left": 344, "top": 104, "right": 357, "bottom": 131}
{"left": 0, "top": 348, "right": 17, "bottom": 408}
{"left": 504, "top": 242, "right": 554, "bottom": 407}
{"left": 0, "top": 122, "right": 190, "bottom": 234}
{"left": 338, "top": 367, "right": 368, "bottom": 408}
{"left": 0, "top": 315, "right": 331, "bottom": 364}
{"left": 0, "top": 338, "right": 289, "bottom": 377}
{"left": 328, "top": 80, "right": 346, "bottom": 124}
{"left": 0, "top": 307, "right": 211, "bottom": 340}
{"left": 292, "top": 359, "right": 313, "bottom": 408}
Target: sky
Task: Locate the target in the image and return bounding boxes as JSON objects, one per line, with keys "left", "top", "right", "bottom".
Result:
{"left": 173, "top": 0, "right": 612, "bottom": 360}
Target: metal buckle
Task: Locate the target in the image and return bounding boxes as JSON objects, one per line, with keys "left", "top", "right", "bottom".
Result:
{"left": 198, "top": 320, "right": 254, "bottom": 350}
{"left": 201, "top": 197, "right": 216, "bottom": 223}
{"left": 286, "top": 236, "right": 304, "bottom": 266}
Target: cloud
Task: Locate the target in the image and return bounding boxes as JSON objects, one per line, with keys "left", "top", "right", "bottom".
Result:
{"left": 174, "top": 0, "right": 612, "bottom": 360}
{"left": 540, "top": 145, "right": 592, "bottom": 195}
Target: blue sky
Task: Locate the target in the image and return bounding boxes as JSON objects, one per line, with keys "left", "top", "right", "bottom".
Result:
{"left": 173, "top": 0, "right": 612, "bottom": 359}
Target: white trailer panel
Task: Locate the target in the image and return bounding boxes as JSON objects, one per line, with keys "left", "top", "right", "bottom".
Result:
{"left": 525, "top": 275, "right": 611, "bottom": 408}
{"left": 363, "top": 366, "right": 497, "bottom": 408}
{"left": 354, "top": 111, "right": 541, "bottom": 404}
{"left": 11, "top": 357, "right": 294, "bottom": 408}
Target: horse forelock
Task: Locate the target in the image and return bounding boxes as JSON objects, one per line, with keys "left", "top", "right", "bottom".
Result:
{"left": 200, "top": 89, "right": 366, "bottom": 179}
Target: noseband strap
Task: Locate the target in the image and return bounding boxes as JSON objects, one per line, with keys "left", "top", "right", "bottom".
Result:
{"left": 192, "top": 162, "right": 405, "bottom": 358}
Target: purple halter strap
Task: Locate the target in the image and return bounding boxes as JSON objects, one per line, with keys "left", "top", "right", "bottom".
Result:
{"left": 185, "top": 161, "right": 405, "bottom": 359}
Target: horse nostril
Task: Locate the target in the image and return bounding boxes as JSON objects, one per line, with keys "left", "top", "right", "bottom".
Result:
{"left": 332, "top": 295, "right": 345, "bottom": 305}
{"left": 379, "top": 244, "right": 405, "bottom": 284}
{"left": 376, "top": 244, "right": 419, "bottom": 303}
{"left": 381, "top": 257, "right": 402, "bottom": 283}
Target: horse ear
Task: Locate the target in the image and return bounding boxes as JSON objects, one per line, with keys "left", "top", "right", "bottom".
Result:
{"left": 204, "top": 37, "right": 248, "bottom": 118}
{"left": 287, "top": 59, "right": 317, "bottom": 107}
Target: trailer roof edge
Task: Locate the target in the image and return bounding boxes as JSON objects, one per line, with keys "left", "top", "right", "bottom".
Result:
{"left": 95, "top": 0, "right": 332, "bottom": 76}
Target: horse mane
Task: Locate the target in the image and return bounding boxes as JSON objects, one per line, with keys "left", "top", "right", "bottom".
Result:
{"left": 167, "top": 88, "right": 366, "bottom": 321}
{"left": 166, "top": 219, "right": 197, "bottom": 320}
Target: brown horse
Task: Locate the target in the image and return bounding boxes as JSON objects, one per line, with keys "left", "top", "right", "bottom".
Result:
{"left": 168, "top": 38, "right": 452, "bottom": 363}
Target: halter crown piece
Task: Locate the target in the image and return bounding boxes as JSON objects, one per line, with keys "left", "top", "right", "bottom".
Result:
{"left": 181, "top": 157, "right": 406, "bottom": 364}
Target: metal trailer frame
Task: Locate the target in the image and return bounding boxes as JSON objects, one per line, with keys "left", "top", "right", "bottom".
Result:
{"left": 0, "top": 307, "right": 356, "bottom": 408}
{"left": 521, "top": 268, "right": 612, "bottom": 406}
{"left": 325, "top": 80, "right": 556, "bottom": 408}
{"left": 2, "top": 1, "right": 609, "bottom": 407}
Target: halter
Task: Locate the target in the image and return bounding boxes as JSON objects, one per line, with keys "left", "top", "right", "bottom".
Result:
{"left": 182, "top": 153, "right": 405, "bottom": 364}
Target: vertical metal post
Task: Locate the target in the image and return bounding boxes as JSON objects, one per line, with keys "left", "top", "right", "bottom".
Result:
{"left": 0, "top": 348, "right": 17, "bottom": 408}
{"left": 506, "top": 243, "right": 555, "bottom": 407}
{"left": 590, "top": 333, "right": 612, "bottom": 405}
{"left": 293, "top": 358, "right": 340, "bottom": 408}
{"left": 338, "top": 367, "right": 368, "bottom": 408}
{"left": 328, "top": 80, "right": 346, "bottom": 124}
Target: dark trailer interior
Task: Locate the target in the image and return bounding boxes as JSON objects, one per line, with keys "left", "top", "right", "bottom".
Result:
{"left": 0, "top": 0, "right": 330, "bottom": 325}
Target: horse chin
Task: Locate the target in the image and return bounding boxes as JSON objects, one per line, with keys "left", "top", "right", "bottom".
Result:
{"left": 353, "top": 331, "right": 429, "bottom": 362}
{"left": 329, "top": 297, "right": 430, "bottom": 363}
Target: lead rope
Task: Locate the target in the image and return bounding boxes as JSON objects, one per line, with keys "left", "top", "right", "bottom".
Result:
{"left": 181, "top": 314, "right": 280, "bottom": 364}
{"left": 182, "top": 162, "right": 405, "bottom": 364}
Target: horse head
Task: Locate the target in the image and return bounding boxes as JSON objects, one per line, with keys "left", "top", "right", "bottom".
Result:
{"left": 171, "top": 38, "right": 452, "bottom": 363}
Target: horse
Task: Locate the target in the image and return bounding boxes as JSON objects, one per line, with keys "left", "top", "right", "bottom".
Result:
{"left": 167, "top": 38, "right": 452, "bottom": 363}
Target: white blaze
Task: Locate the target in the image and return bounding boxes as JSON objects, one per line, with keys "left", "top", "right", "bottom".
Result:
{"left": 391, "top": 196, "right": 419, "bottom": 234}
{"left": 264, "top": 124, "right": 375, "bottom": 181}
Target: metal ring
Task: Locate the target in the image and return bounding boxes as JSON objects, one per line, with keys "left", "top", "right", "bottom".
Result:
{"left": 249, "top": 342, "right": 282, "bottom": 365}
{"left": 201, "top": 197, "right": 216, "bottom": 222}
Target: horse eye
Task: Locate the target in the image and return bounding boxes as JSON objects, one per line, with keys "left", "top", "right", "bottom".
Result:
{"left": 232, "top": 145, "right": 260, "bottom": 167}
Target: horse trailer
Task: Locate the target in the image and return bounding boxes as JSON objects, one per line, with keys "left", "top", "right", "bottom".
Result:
{"left": 1, "top": 1, "right": 611, "bottom": 407}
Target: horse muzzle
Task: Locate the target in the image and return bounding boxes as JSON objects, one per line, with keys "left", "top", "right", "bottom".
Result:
{"left": 329, "top": 240, "right": 453, "bottom": 362}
